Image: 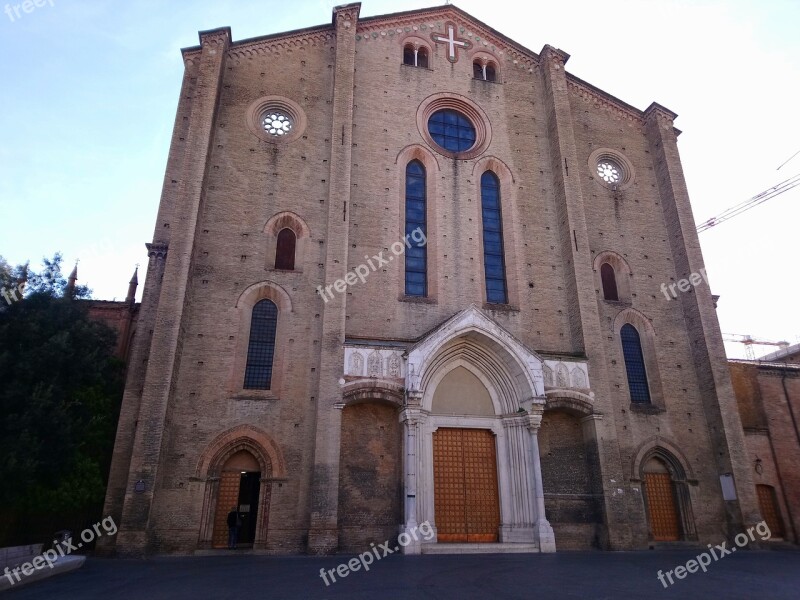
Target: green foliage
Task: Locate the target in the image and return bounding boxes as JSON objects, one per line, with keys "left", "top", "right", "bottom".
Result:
{"left": 0, "top": 255, "right": 123, "bottom": 516}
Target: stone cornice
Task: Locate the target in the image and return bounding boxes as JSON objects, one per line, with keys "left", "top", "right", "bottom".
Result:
{"left": 356, "top": 6, "right": 539, "bottom": 73}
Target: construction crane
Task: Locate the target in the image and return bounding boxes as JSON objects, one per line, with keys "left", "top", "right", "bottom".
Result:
{"left": 696, "top": 172, "right": 800, "bottom": 233}
{"left": 722, "top": 333, "right": 790, "bottom": 360}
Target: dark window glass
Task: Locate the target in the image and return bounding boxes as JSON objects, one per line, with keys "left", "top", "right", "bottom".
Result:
{"left": 244, "top": 299, "right": 278, "bottom": 390}
{"left": 427, "top": 109, "right": 476, "bottom": 153}
{"left": 600, "top": 263, "right": 618, "bottom": 301}
{"left": 275, "top": 228, "right": 296, "bottom": 270}
{"left": 418, "top": 47, "right": 429, "bottom": 68}
{"left": 621, "top": 324, "right": 651, "bottom": 404}
{"left": 405, "top": 160, "right": 427, "bottom": 297}
{"left": 481, "top": 171, "right": 507, "bottom": 304}
{"left": 403, "top": 45, "right": 414, "bottom": 66}
{"left": 473, "top": 61, "right": 483, "bottom": 79}
{"left": 485, "top": 63, "right": 496, "bottom": 82}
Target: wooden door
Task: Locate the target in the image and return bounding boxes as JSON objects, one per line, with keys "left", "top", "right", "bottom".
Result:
{"left": 645, "top": 472, "right": 680, "bottom": 541}
{"left": 212, "top": 472, "right": 241, "bottom": 548}
{"left": 757, "top": 485, "right": 784, "bottom": 538}
{"left": 433, "top": 428, "right": 500, "bottom": 543}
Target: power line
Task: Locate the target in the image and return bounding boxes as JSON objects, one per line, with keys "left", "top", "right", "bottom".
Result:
{"left": 696, "top": 172, "right": 800, "bottom": 233}
{"left": 777, "top": 148, "right": 800, "bottom": 171}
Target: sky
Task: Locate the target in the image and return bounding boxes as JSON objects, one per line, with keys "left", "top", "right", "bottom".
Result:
{"left": 1, "top": 0, "right": 798, "bottom": 359}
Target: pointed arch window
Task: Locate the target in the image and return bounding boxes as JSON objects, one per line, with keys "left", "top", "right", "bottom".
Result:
{"left": 275, "top": 228, "right": 296, "bottom": 270}
{"left": 600, "top": 262, "right": 618, "bottom": 301}
{"left": 405, "top": 160, "right": 427, "bottom": 297}
{"left": 621, "top": 323, "right": 651, "bottom": 404}
{"left": 481, "top": 171, "right": 507, "bottom": 304}
{"left": 243, "top": 299, "right": 278, "bottom": 390}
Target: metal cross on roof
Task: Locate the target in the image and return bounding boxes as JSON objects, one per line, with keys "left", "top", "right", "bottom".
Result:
{"left": 431, "top": 22, "right": 472, "bottom": 63}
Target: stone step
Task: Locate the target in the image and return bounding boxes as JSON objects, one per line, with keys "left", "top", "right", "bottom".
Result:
{"left": 421, "top": 543, "right": 539, "bottom": 554}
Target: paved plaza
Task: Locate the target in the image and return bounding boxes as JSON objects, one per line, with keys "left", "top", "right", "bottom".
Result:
{"left": 5, "top": 550, "right": 799, "bottom": 599}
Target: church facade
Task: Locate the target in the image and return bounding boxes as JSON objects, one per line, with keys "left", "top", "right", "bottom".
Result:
{"left": 101, "top": 3, "right": 763, "bottom": 555}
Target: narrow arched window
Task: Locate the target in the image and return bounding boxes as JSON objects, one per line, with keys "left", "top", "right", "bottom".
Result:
{"left": 485, "top": 63, "right": 497, "bottom": 82}
{"left": 473, "top": 61, "right": 483, "bottom": 79}
{"left": 417, "top": 47, "right": 429, "bottom": 68}
{"left": 275, "top": 228, "right": 296, "bottom": 270}
{"left": 481, "top": 171, "right": 507, "bottom": 304}
{"left": 244, "top": 299, "right": 278, "bottom": 390}
{"left": 403, "top": 44, "right": 415, "bottom": 66}
{"left": 600, "top": 263, "right": 618, "bottom": 301}
{"left": 621, "top": 324, "right": 650, "bottom": 403}
{"left": 405, "top": 160, "right": 427, "bottom": 297}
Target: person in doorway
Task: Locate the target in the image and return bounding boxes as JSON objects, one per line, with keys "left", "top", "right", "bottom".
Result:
{"left": 227, "top": 507, "right": 241, "bottom": 549}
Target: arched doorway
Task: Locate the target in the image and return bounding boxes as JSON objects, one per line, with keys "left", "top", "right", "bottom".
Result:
{"left": 211, "top": 450, "right": 262, "bottom": 548}
{"left": 430, "top": 367, "right": 500, "bottom": 543}
{"left": 197, "top": 426, "right": 285, "bottom": 551}
{"left": 642, "top": 456, "right": 681, "bottom": 541}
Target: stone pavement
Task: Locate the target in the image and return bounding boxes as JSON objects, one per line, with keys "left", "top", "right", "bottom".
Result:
{"left": 4, "top": 550, "right": 799, "bottom": 599}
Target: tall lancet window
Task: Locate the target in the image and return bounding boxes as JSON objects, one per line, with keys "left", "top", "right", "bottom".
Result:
{"left": 621, "top": 324, "right": 651, "bottom": 404}
{"left": 481, "top": 171, "right": 507, "bottom": 304}
{"left": 244, "top": 299, "right": 278, "bottom": 390}
{"left": 405, "top": 160, "right": 427, "bottom": 297}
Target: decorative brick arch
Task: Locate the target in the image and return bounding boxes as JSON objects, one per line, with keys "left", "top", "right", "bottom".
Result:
{"left": 263, "top": 211, "right": 311, "bottom": 273}
{"left": 395, "top": 143, "right": 441, "bottom": 172}
{"left": 593, "top": 250, "right": 633, "bottom": 303}
{"left": 230, "top": 281, "right": 292, "bottom": 396}
{"left": 469, "top": 50, "right": 501, "bottom": 81}
{"left": 196, "top": 425, "right": 287, "bottom": 550}
{"left": 473, "top": 156, "right": 519, "bottom": 308}
{"left": 197, "top": 424, "right": 288, "bottom": 480}
{"left": 396, "top": 144, "right": 440, "bottom": 302}
{"left": 544, "top": 391, "right": 598, "bottom": 418}
{"left": 400, "top": 34, "right": 432, "bottom": 67}
{"left": 631, "top": 438, "right": 698, "bottom": 541}
{"left": 342, "top": 379, "right": 405, "bottom": 408}
{"left": 612, "top": 307, "right": 665, "bottom": 409}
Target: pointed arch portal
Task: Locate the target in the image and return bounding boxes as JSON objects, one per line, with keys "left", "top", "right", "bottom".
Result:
{"left": 400, "top": 306, "right": 557, "bottom": 553}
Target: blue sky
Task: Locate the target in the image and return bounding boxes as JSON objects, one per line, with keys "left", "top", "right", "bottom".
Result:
{"left": 1, "top": 0, "right": 798, "bottom": 358}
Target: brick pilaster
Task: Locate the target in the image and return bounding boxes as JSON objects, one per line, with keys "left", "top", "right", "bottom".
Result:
{"left": 307, "top": 3, "right": 360, "bottom": 555}
{"left": 114, "top": 27, "right": 230, "bottom": 555}
{"left": 644, "top": 102, "right": 762, "bottom": 537}
{"left": 539, "top": 45, "right": 635, "bottom": 548}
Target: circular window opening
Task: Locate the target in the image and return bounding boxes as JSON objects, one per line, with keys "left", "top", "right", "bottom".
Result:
{"left": 427, "top": 109, "right": 476, "bottom": 153}
{"left": 597, "top": 159, "right": 622, "bottom": 184}
{"left": 263, "top": 111, "right": 293, "bottom": 137}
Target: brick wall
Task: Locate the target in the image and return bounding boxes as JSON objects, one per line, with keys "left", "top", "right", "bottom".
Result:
{"left": 337, "top": 403, "right": 402, "bottom": 551}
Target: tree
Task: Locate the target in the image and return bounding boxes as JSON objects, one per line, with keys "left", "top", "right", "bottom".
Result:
{"left": 0, "top": 255, "right": 124, "bottom": 543}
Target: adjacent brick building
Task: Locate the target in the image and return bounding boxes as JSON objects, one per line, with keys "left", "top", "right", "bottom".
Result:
{"left": 730, "top": 344, "right": 800, "bottom": 544}
{"left": 100, "top": 3, "right": 767, "bottom": 555}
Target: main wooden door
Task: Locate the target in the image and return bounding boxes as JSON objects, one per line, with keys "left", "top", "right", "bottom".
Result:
{"left": 644, "top": 472, "right": 681, "bottom": 541}
{"left": 433, "top": 428, "right": 500, "bottom": 543}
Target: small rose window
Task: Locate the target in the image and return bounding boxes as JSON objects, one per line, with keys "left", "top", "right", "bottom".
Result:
{"left": 597, "top": 159, "right": 622, "bottom": 184}
{"left": 262, "top": 111, "right": 293, "bottom": 137}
